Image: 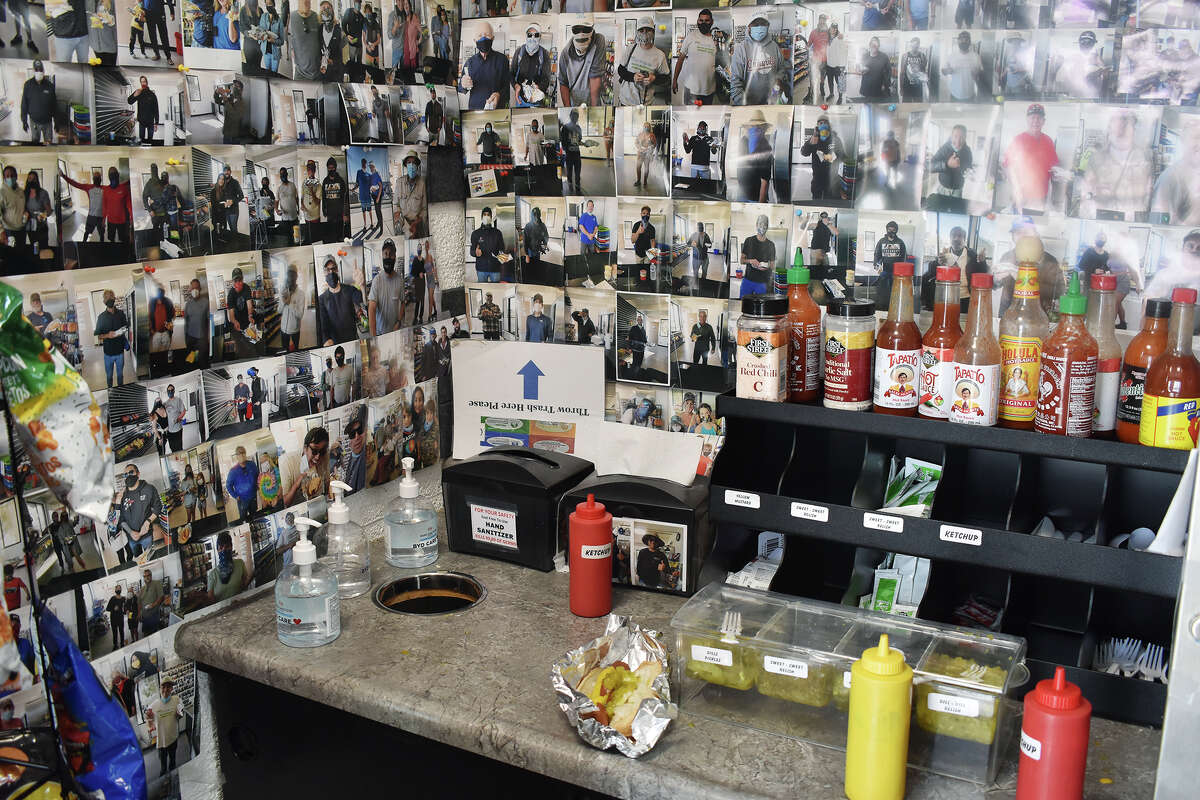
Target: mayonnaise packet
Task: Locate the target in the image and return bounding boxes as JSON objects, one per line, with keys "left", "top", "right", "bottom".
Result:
{"left": 0, "top": 282, "right": 113, "bottom": 527}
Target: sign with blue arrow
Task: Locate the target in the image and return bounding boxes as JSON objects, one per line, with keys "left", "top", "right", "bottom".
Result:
{"left": 517, "top": 360, "right": 545, "bottom": 400}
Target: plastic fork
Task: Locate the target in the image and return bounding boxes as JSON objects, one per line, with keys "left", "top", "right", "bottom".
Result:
{"left": 1138, "top": 644, "right": 1169, "bottom": 684}
{"left": 719, "top": 610, "right": 743, "bottom": 644}
{"left": 1094, "top": 640, "right": 1115, "bottom": 673}
{"left": 961, "top": 663, "right": 988, "bottom": 682}
{"left": 1113, "top": 637, "right": 1144, "bottom": 677}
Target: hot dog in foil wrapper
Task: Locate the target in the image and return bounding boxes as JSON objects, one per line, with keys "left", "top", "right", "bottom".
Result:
{"left": 0, "top": 283, "right": 114, "bottom": 527}
{"left": 551, "top": 614, "right": 676, "bottom": 758}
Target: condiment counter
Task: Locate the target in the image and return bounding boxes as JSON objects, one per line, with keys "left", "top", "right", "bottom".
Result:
{"left": 175, "top": 517, "right": 1160, "bottom": 799}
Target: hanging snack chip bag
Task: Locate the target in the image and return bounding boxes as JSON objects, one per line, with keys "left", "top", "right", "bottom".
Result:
{"left": 0, "top": 282, "right": 113, "bottom": 527}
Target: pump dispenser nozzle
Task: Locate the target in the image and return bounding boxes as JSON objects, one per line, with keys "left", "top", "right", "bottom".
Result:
{"left": 399, "top": 457, "right": 418, "bottom": 499}
{"left": 292, "top": 517, "right": 322, "bottom": 572}
{"left": 329, "top": 480, "right": 351, "bottom": 524}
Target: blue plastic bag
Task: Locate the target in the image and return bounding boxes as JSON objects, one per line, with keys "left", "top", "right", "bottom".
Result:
{"left": 37, "top": 602, "right": 145, "bottom": 800}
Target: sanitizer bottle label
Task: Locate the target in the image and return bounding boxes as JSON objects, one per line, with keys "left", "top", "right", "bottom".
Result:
{"left": 277, "top": 594, "right": 341, "bottom": 640}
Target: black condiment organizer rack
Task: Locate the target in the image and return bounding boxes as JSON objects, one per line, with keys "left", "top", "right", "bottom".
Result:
{"left": 708, "top": 394, "right": 1185, "bottom": 727}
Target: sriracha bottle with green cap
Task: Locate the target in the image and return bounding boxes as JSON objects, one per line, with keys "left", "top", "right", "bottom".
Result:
{"left": 569, "top": 494, "right": 613, "bottom": 617}
{"left": 1035, "top": 273, "right": 1098, "bottom": 437}
{"left": 1016, "top": 666, "right": 1091, "bottom": 800}
{"left": 787, "top": 266, "right": 821, "bottom": 402}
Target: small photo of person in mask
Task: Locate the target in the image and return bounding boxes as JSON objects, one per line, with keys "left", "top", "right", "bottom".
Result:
{"left": 517, "top": 197, "right": 565, "bottom": 285}
{"left": 510, "top": 17, "right": 554, "bottom": 108}
{"left": 792, "top": 109, "right": 853, "bottom": 206}
{"left": 460, "top": 19, "right": 510, "bottom": 111}
{"left": 466, "top": 198, "right": 517, "bottom": 281}
{"left": 464, "top": 110, "right": 515, "bottom": 197}
{"left": 728, "top": 9, "right": 789, "bottom": 106}
{"left": 672, "top": 8, "right": 730, "bottom": 107}
{"left": 728, "top": 106, "right": 791, "bottom": 204}
{"left": 317, "top": 249, "right": 366, "bottom": 345}
{"left": 557, "top": 15, "right": 612, "bottom": 107}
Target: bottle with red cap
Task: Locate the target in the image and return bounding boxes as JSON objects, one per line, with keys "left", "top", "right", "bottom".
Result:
{"left": 1084, "top": 273, "right": 1122, "bottom": 438}
{"left": 918, "top": 265, "right": 962, "bottom": 420}
{"left": 1139, "top": 287, "right": 1200, "bottom": 449}
{"left": 948, "top": 273, "right": 1001, "bottom": 426}
{"left": 873, "top": 262, "right": 922, "bottom": 417}
{"left": 1015, "top": 666, "right": 1091, "bottom": 800}
{"left": 569, "top": 494, "right": 614, "bottom": 617}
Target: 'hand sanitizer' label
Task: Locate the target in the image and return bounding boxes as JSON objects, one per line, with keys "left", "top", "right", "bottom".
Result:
{"left": 277, "top": 593, "right": 341, "bottom": 641}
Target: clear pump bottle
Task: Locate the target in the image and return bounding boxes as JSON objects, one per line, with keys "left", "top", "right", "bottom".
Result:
{"left": 385, "top": 457, "right": 439, "bottom": 568}
{"left": 276, "top": 517, "right": 341, "bottom": 648}
{"left": 319, "top": 480, "right": 370, "bottom": 598}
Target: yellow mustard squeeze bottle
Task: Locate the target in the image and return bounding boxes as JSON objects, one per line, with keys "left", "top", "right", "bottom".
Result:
{"left": 845, "top": 634, "right": 913, "bottom": 800}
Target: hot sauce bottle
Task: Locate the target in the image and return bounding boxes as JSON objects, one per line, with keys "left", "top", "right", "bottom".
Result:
{"left": 999, "top": 236, "right": 1051, "bottom": 429}
{"left": 1139, "top": 288, "right": 1200, "bottom": 450}
{"left": 919, "top": 266, "right": 962, "bottom": 420}
{"left": 873, "top": 262, "right": 921, "bottom": 416}
{"left": 787, "top": 267, "right": 822, "bottom": 403}
{"left": 948, "top": 273, "right": 1001, "bottom": 426}
{"left": 1035, "top": 274, "right": 1098, "bottom": 438}
{"left": 1084, "top": 273, "right": 1122, "bottom": 439}
{"left": 1116, "top": 298, "right": 1170, "bottom": 444}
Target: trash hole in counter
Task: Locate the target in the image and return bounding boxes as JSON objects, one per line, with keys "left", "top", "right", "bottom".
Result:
{"left": 373, "top": 572, "right": 487, "bottom": 615}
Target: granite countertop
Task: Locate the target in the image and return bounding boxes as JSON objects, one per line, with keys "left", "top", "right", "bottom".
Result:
{"left": 175, "top": 521, "right": 1161, "bottom": 800}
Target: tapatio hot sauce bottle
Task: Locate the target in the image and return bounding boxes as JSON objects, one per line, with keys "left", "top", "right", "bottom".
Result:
{"left": 999, "top": 236, "right": 1051, "bottom": 429}
{"left": 918, "top": 266, "right": 962, "bottom": 419}
{"left": 1139, "top": 288, "right": 1200, "bottom": 450}
{"left": 1035, "top": 274, "right": 1098, "bottom": 438}
{"left": 948, "top": 273, "right": 1001, "bottom": 426}
{"left": 1116, "top": 298, "right": 1170, "bottom": 444}
{"left": 873, "top": 262, "right": 921, "bottom": 416}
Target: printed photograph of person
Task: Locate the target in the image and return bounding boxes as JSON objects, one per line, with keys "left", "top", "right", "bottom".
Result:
{"left": 265, "top": 246, "right": 319, "bottom": 353}
{"left": 194, "top": 74, "right": 271, "bottom": 145}
{"left": 213, "top": 432, "right": 281, "bottom": 524}
{"left": 331, "top": 0, "right": 388, "bottom": 83}
{"left": 509, "top": 108, "right": 558, "bottom": 195}
{"left": 466, "top": 281, "right": 517, "bottom": 340}
{"left": 565, "top": 285, "right": 616, "bottom": 376}
{"left": 2, "top": 276, "right": 84, "bottom": 377}
{"left": 364, "top": 238, "right": 404, "bottom": 336}
{"left": 670, "top": 295, "right": 730, "bottom": 392}
{"left": 342, "top": 146, "right": 388, "bottom": 242}
{"left": 724, "top": 8, "right": 789, "bottom": 106}
{"left": 0, "top": 0, "right": 45, "bottom": 61}
{"left": 266, "top": 80, "right": 327, "bottom": 145}
{"left": 55, "top": 149, "right": 132, "bottom": 270}
{"left": 790, "top": 107, "right": 855, "bottom": 207}
{"left": 90, "top": 68, "right": 185, "bottom": 145}
{"left": 240, "top": 146, "right": 301, "bottom": 248}
{"left": 1070, "top": 106, "right": 1159, "bottom": 224}
{"left": 394, "top": 85, "right": 441, "bottom": 149}
{"left": 993, "top": 30, "right": 1045, "bottom": 101}
{"left": 556, "top": 14, "right": 614, "bottom": 106}
{"left": 202, "top": 252, "right": 267, "bottom": 361}
{"left": 409, "top": 379, "right": 440, "bottom": 468}
{"left": 292, "top": 148, "right": 349, "bottom": 243}
{"left": 72, "top": 565, "right": 182, "bottom": 674}
{"left": 983, "top": 214, "right": 1067, "bottom": 318}
{"left": 408, "top": 237, "right": 445, "bottom": 324}
{"left": 200, "top": 357, "right": 290, "bottom": 441}
{"left": 248, "top": 499, "right": 326, "bottom": 583}
{"left": 932, "top": 29, "right": 989, "bottom": 103}
{"left": 283, "top": 0, "right": 339, "bottom": 83}
{"left": 465, "top": 197, "right": 517, "bottom": 281}
{"left": 922, "top": 106, "right": 1000, "bottom": 217}
{"left": 70, "top": 264, "right": 141, "bottom": 391}
{"left": 19, "top": 487, "right": 105, "bottom": 593}
{"left": 605, "top": 382, "right": 668, "bottom": 428}
{"left": 108, "top": 377, "right": 194, "bottom": 472}
{"left": 856, "top": 104, "right": 927, "bottom": 212}
{"left": 1044, "top": 29, "right": 1114, "bottom": 102}
{"left": 1061, "top": 219, "right": 1147, "bottom": 331}
{"left": 563, "top": 195, "right": 615, "bottom": 285}
{"left": 271, "top": 419, "right": 332, "bottom": 507}
{"left": 556, "top": 105, "right": 614, "bottom": 197}
{"left": 0, "top": 60, "right": 91, "bottom": 146}
{"left": 670, "top": 8, "right": 730, "bottom": 106}
{"left": 0, "top": 152, "right": 56, "bottom": 273}
{"left": 175, "top": 520, "right": 256, "bottom": 619}
{"left": 614, "top": 105, "right": 669, "bottom": 198}
{"left": 856, "top": 211, "right": 924, "bottom": 309}
{"left": 889, "top": 33, "right": 934, "bottom": 104}
{"left": 314, "top": 243, "right": 367, "bottom": 345}
{"left": 669, "top": 388, "right": 723, "bottom": 436}
{"left": 508, "top": 14, "right": 553, "bottom": 108}
{"left": 671, "top": 106, "right": 728, "bottom": 202}
{"left": 387, "top": 146, "right": 427, "bottom": 238}
{"left": 669, "top": 200, "right": 729, "bottom": 298}
{"left": 138, "top": 260, "right": 207, "bottom": 376}
{"left": 180, "top": 0, "right": 243, "bottom": 70}
{"left": 337, "top": 84, "right": 397, "bottom": 145}
{"left": 231, "top": 0, "right": 289, "bottom": 76}
{"left": 726, "top": 106, "right": 791, "bottom": 204}
{"left": 1150, "top": 109, "right": 1200, "bottom": 227}
{"left": 107, "top": 456, "right": 171, "bottom": 568}
{"left": 514, "top": 196, "right": 563, "bottom": 285}
{"left": 796, "top": 6, "right": 847, "bottom": 104}
{"left": 389, "top": 2, "right": 455, "bottom": 84}
{"left": 615, "top": 198, "right": 667, "bottom": 293}
{"left": 919, "top": 213, "right": 988, "bottom": 313}
{"left": 160, "top": 442, "right": 224, "bottom": 541}
{"left": 613, "top": 13, "right": 669, "bottom": 107}
{"left": 844, "top": 32, "right": 896, "bottom": 103}
{"left": 512, "top": 284, "right": 562, "bottom": 343}
{"left": 185, "top": 146, "right": 248, "bottom": 256}
{"left": 996, "top": 101, "right": 1080, "bottom": 217}
{"left": 366, "top": 387, "right": 410, "bottom": 485}
{"left": 310, "top": 341, "right": 363, "bottom": 410}
{"left": 792, "top": 207, "right": 848, "bottom": 303}
{"left": 464, "top": 109, "right": 514, "bottom": 197}
{"left": 1141, "top": 227, "right": 1200, "bottom": 332}
{"left": 458, "top": 17, "right": 509, "bottom": 110}
{"left": 1117, "top": 28, "right": 1200, "bottom": 105}
{"left": 616, "top": 291, "right": 669, "bottom": 385}
{"left": 112, "top": 0, "right": 179, "bottom": 67}
{"left": 412, "top": 322, "right": 447, "bottom": 383}
{"left": 729, "top": 202, "right": 788, "bottom": 299}
{"left": 129, "top": 149, "right": 194, "bottom": 261}
{"left": 365, "top": 327, "right": 414, "bottom": 396}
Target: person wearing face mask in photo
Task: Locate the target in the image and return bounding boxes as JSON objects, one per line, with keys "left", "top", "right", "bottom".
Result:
{"left": 423, "top": 87, "right": 443, "bottom": 145}
{"left": 0, "top": 167, "right": 25, "bottom": 248}
{"left": 929, "top": 124, "right": 974, "bottom": 213}
{"left": 22, "top": 172, "right": 51, "bottom": 253}
{"left": 431, "top": 5, "right": 452, "bottom": 62}
{"left": 275, "top": 167, "right": 299, "bottom": 243}
{"left": 206, "top": 530, "right": 249, "bottom": 606}
{"left": 401, "top": 0, "right": 421, "bottom": 70}
{"left": 558, "top": 21, "right": 607, "bottom": 107}
{"left": 1049, "top": 30, "right": 1107, "bottom": 101}
{"left": 279, "top": 267, "right": 305, "bottom": 351}
{"left": 259, "top": 0, "right": 285, "bottom": 74}
{"left": 255, "top": 176, "right": 277, "bottom": 237}
{"left": 237, "top": 0, "right": 264, "bottom": 70}
{"left": 147, "top": 680, "right": 184, "bottom": 775}
{"left": 126, "top": 76, "right": 160, "bottom": 144}
{"left": 736, "top": 109, "right": 775, "bottom": 203}
{"left": 216, "top": 165, "right": 244, "bottom": 243}
{"left": 20, "top": 61, "right": 55, "bottom": 146}
{"left": 318, "top": 257, "right": 364, "bottom": 344}
{"left": 95, "top": 289, "right": 130, "bottom": 387}
{"left": 618, "top": 17, "right": 669, "bottom": 107}
{"left": 674, "top": 9, "right": 719, "bottom": 106}
{"left": 872, "top": 220, "right": 907, "bottom": 306}
{"left": 462, "top": 21, "right": 509, "bottom": 111}
{"left": 329, "top": 344, "right": 355, "bottom": 407}
{"left": 118, "top": 465, "right": 163, "bottom": 558}
{"left": 511, "top": 22, "right": 552, "bottom": 107}
{"left": 524, "top": 292, "right": 551, "bottom": 343}
{"left": 369, "top": 85, "right": 392, "bottom": 142}
{"left": 409, "top": 240, "right": 429, "bottom": 322}
{"left": 824, "top": 23, "right": 847, "bottom": 104}
{"left": 388, "top": 0, "right": 407, "bottom": 70}
{"left": 311, "top": 0, "right": 344, "bottom": 80}
{"left": 857, "top": 36, "right": 893, "bottom": 101}
{"left": 730, "top": 14, "right": 789, "bottom": 106}
{"left": 148, "top": 281, "right": 175, "bottom": 375}
{"left": 396, "top": 151, "right": 426, "bottom": 236}
{"left": 355, "top": 158, "right": 374, "bottom": 230}
{"left": 1077, "top": 109, "right": 1154, "bottom": 222}
{"left": 301, "top": 159, "right": 323, "bottom": 240}
{"left": 321, "top": 157, "right": 349, "bottom": 241}
{"left": 682, "top": 121, "right": 715, "bottom": 181}
{"left": 687, "top": 222, "right": 712, "bottom": 290}
{"left": 471, "top": 207, "right": 506, "bottom": 282}
{"left": 342, "top": 0, "right": 365, "bottom": 75}
{"left": 226, "top": 266, "right": 256, "bottom": 356}
{"left": 225, "top": 445, "right": 259, "bottom": 520}
{"left": 476, "top": 120, "right": 501, "bottom": 163}
{"left": 634, "top": 121, "right": 657, "bottom": 190}
{"left": 288, "top": 0, "right": 323, "bottom": 80}
{"left": 942, "top": 31, "right": 983, "bottom": 102}
{"left": 184, "top": 278, "right": 210, "bottom": 367}
{"left": 163, "top": 383, "right": 186, "bottom": 452}
{"left": 800, "top": 116, "right": 845, "bottom": 201}
{"left": 524, "top": 118, "right": 545, "bottom": 166}
{"left": 215, "top": 79, "right": 252, "bottom": 144}
{"left": 363, "top": 2, "right": 382, "bottom": 69}
{"left": 632, "top": 205, "right": 657, "bottom": 271}
{"left": 522, "top": 207, "right": 549, "bottom": 281}
{"left": 59, "top": 169, "right": 105, "bottom": 242}
{"left": 899, "top": 37, "right": 928, "bottom": 102}
{"left": 561, "top": 109, "right": 584, "bottom": 194}
{"left": 740, "top": 214, "right": 775, "bottom": 297}
{"left": 369, "top": 238, "right": 405, "bottom": 335}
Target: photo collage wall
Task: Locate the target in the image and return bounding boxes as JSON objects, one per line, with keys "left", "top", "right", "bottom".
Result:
{"left": 458, "top": 0, "right": 1200, "bottom": 473}
{"left": 0, "top": 0, "right": 466, "bottom": 795}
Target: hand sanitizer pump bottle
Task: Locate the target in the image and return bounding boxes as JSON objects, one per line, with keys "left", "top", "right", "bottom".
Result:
{"left": 320, "top": 480, "right": 371, "bottom": 598}
{"left": 276, "top": 518, "right": 341, "bottom": 648}
{"left": 385, "top": 457, "right": 439, "bottom": 568}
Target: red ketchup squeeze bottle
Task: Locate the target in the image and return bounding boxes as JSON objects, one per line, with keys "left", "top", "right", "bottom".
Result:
{"left": 1016, "top": 666, "right": 1091, "bottom": 800}
{"left": 569, "top": 494, "right": 613, "bottom": 618}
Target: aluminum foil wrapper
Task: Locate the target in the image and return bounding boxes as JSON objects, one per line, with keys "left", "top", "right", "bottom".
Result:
{"left": 551, "top": 614, "right": 677, "bottom": 758}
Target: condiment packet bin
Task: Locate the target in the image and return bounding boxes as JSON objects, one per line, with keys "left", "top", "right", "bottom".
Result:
{"left": 671, "top": 583, "right": 1029, "bottom": 785}
{"left": 442, "top": 446, "right": 594, "bottom": 571}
